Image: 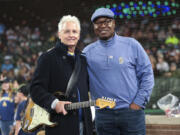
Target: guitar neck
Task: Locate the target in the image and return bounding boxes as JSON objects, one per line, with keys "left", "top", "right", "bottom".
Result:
{"left": 65, "top": 100, "right": 96, "bottom": 110}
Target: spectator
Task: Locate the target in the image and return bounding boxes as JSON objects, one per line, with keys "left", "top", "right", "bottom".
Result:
{"left": 1, "top": 55, "right": 14, "bottom": 72}
{"left": 149, "top": 54, "right": 157, "bottom": 72}
{"left": 0, "top": 23, "right": 5, "bottom": 35}
{"left": 0, "top": 77, "right": 15, "bottom": 135}
{"left": 156, "top": 53, "right": 169, "bottom": 76}
{"left": 165, "top": 33, "right": 179, "bottom": 46}
{"left": 164, "top": 62, "right": 180, "bottom": 77}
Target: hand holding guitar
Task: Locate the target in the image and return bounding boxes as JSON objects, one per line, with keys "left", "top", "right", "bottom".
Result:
{"left": 55, "top": 101, "right": 71, "bottom": 115}
{"left": 22, "top": 98, "right": 116, "bottom": 132}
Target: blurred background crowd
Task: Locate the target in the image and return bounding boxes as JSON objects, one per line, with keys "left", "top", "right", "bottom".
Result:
{"left": 0, "top": 0, "right": 180, "bottom": 134}
{"left": 1, "top": 17, "right": 180, "bottom": 83}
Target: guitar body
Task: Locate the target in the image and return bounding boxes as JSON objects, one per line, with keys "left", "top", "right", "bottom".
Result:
{"left": 22, "top": 92, "right": 70, "bottom": 132}
{"left": 22, "top": 98, "right": 56, "bottom": 132}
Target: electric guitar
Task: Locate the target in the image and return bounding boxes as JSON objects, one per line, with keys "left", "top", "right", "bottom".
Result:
{"left": 22, "top": 97, "right": 116, "bottom": 132}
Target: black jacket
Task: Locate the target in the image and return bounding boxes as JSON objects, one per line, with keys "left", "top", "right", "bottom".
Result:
{"left": 30, "top": 42, "right": 93, "bottom": 135}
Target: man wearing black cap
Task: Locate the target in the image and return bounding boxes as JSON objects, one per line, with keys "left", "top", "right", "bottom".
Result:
{"left": 83, "top": 8, "right": 154, "bottom": 135}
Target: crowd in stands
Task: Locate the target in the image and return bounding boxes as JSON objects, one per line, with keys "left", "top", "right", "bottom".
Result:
{"left": 1, "top": 17, "right": 180, "bottom": 83}
{"left": 0, "top": 15, "right": 180, "bottom": 134}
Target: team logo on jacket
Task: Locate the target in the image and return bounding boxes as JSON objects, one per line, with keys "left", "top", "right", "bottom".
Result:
{"left": 119, "top": 57, "right": 124, "bottom": 64}
{"left": 2, "top": 101, "right": 7, "bottom": 107}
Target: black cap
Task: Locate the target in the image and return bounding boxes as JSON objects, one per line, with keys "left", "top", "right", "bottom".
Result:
{"left": 18, "top": 85, "right": 29, "bottom": 97}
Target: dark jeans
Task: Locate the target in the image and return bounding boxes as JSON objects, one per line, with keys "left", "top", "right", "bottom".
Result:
{"left": 95, "top": 108, "right": 145, "bottom": 135}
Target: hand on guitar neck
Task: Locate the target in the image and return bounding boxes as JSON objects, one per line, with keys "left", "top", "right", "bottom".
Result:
{"left": 55, "top": 101, "right": 71, "bottom": 115}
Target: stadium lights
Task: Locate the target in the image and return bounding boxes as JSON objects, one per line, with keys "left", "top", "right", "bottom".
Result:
{"left": 97, "top": 0, "right": 179, "bottom": 19}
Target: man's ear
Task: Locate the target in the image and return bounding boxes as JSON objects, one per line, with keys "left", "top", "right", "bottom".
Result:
{"left": 112, "top": 19, "right": 116, "bottom": 29}
{"left": 112, "top": 19, "right": 115, "bottom": 25}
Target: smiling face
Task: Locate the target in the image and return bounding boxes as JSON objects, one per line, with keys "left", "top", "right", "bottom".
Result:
{"left": 93, "top": 17, "right": 115, "bottom": 40}
{"left": 58, "top": 21, "right": 80, "bottom": 47}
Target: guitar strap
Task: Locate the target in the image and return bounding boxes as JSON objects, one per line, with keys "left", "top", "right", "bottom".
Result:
{"left": 65, "top": 54, "right": 81, "bottom": 98}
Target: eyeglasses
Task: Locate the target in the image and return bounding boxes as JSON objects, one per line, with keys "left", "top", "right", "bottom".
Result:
{"left": 94, "top": 19, "right": 113, "bottom": 27}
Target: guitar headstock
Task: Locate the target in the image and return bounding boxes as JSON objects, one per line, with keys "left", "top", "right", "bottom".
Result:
{"left": 95, "top": 98, "right": 116, "bottom": 109}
